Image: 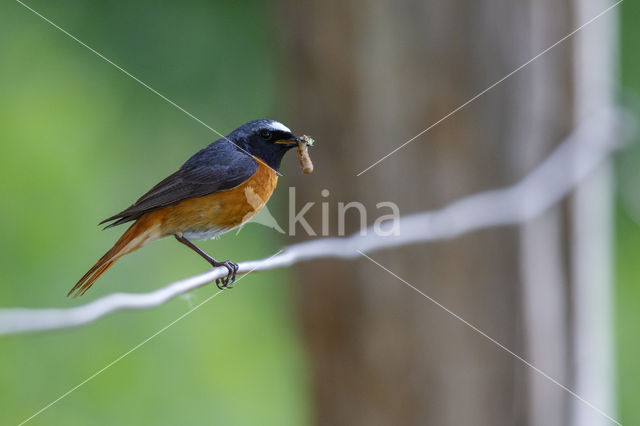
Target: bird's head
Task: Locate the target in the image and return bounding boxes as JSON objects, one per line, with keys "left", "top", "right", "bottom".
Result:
{"left": 227, "top": 119, "right": 299, "bottom": 171}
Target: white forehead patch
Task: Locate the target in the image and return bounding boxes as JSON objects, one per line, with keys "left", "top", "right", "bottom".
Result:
{"left": 268, "top": 121, "right": 291, "bottom": 133}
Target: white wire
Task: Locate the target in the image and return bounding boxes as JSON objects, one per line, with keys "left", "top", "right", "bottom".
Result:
{"left": 0, "top": 108, "right": 626, "bottom": 336}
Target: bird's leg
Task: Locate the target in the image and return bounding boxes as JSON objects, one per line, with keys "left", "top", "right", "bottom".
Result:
{"left": 174, "top": 235, "right": 238, "bottom": 289}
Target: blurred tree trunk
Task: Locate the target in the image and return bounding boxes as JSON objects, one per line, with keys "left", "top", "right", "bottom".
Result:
{"left": 279, "top": 0, "right": 615, "bottom": 425}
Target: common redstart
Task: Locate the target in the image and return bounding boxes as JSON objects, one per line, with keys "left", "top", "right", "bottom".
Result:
{"left": 69, "top": 120, "right": 302, "bottom": 297}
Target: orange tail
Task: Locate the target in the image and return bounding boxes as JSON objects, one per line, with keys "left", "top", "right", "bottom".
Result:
{"left": 68, "top": 219, "right": 157, "bottom": 297}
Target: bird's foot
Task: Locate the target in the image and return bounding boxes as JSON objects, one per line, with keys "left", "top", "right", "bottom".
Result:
{"left": 214, "top": 260, "right": 239, "bottom": 289}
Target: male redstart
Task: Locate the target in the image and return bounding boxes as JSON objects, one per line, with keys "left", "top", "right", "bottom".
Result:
{"left": 69, "top": 120, "right": 302, "bottom": 297}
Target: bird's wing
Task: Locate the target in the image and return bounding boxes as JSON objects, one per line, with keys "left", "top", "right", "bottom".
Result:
{"left": 100, "top": 142, "right": 258, "bottom": 228}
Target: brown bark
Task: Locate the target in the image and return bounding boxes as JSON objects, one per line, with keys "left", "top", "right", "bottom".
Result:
{"left": 279, "top": 1, "right": 582, "bottom": 424}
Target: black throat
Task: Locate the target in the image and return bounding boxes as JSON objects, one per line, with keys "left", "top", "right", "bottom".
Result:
{"left": 251, "top": 145, "right": 294, "bottom": 171}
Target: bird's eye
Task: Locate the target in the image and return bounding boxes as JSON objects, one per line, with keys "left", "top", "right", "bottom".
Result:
{"left": 260, "top": 129, "right": 272, "bottom": 140}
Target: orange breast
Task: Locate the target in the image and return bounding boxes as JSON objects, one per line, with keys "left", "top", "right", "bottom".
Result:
{"left": 147, "top": 158, "right": 278, "bottom": 238}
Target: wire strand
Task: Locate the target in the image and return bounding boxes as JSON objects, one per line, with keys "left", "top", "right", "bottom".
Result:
{"left": 0, "top": 107, "right": 626, "bottom": 336}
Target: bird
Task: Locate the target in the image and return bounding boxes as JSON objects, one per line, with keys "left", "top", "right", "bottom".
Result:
{"left": 68, "top": 119, "right": 302, "bottom": 297}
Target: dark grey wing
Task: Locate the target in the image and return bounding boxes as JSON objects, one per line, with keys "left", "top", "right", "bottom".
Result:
{"left": 100, "top": 141, "right": 258, "bottom": 228}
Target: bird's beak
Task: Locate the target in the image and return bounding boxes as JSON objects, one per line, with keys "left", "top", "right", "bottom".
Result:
{"left": 275, "top": 135, "right": 300, "bottom": 146}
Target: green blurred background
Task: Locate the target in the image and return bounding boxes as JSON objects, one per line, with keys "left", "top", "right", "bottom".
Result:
{"left": 616, "top": 1, "right": 640, "bottom": 424}
{"left": 0, "top": 1, "right": 309, "bottom": 425}
{"left": 1, "top": 0, "right": 639, "bottom": 425}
